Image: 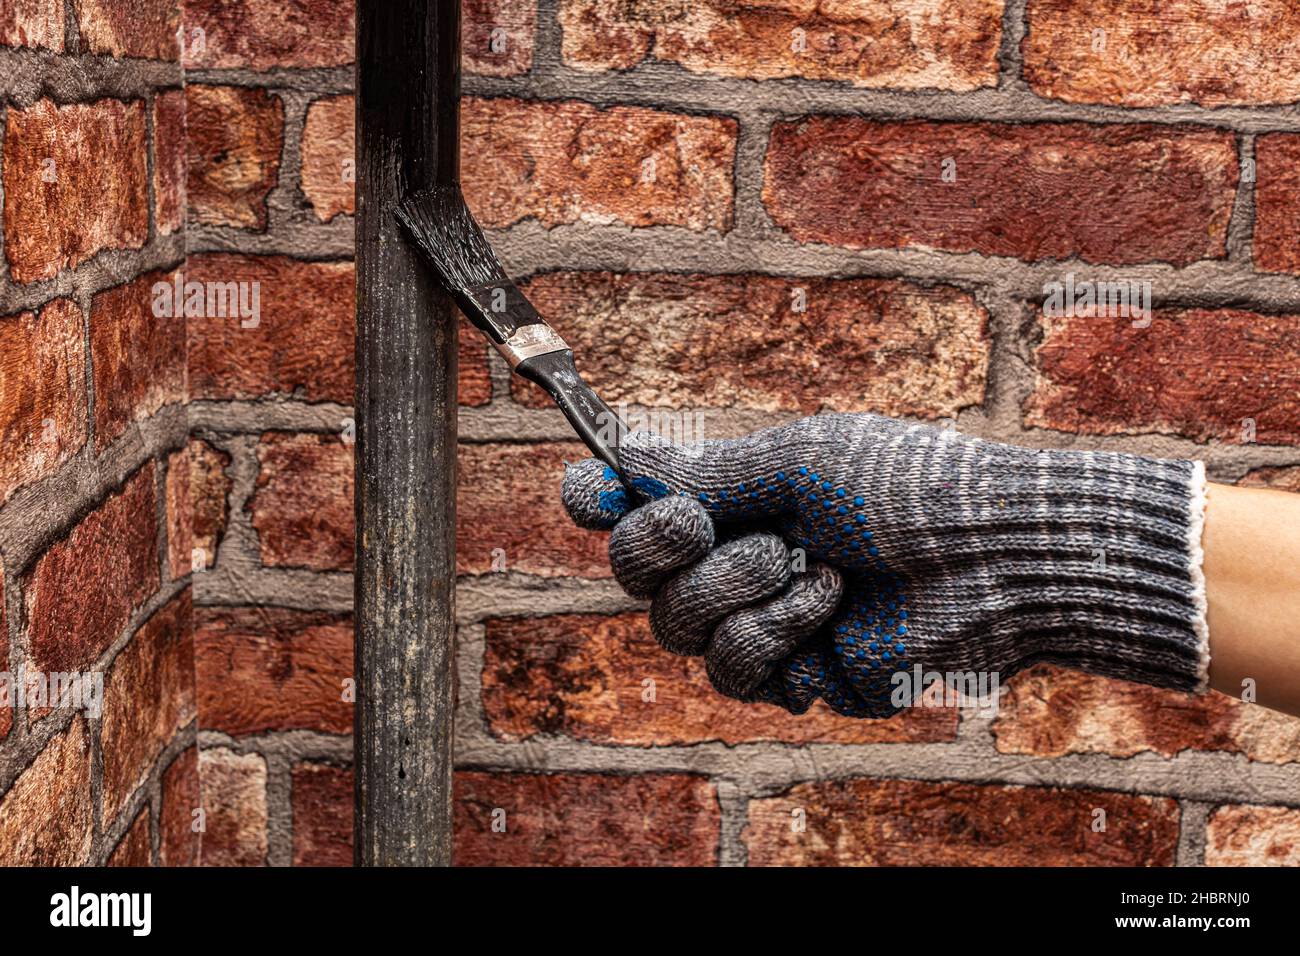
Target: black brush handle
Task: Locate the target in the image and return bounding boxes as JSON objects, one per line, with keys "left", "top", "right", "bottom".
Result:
{"left": 515, "top": 349, "right": 627, "bottom": 476}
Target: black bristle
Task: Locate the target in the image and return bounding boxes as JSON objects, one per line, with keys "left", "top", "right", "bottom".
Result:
{"left": 394, "top": 185, "right": 508, "bottom": 295}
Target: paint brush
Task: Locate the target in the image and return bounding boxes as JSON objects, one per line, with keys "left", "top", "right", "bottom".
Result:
{"left": 395, "top": 185, "right": 629, "bottom": 476}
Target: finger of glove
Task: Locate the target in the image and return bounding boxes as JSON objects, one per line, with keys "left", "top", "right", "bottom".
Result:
{"left": 608, "top": 495, "right": 715, "bottom": 598}
{"left": 705, "top": 562, "right": 843, "bottom": 701}
{"left": 618, "top": 428, "right": 801, "bottom": 524}
{"left": 649, "top": 532, "right": 791, "bottom": 656}
{"left": 561, "top": 458, "right": 634, "bottom": 530}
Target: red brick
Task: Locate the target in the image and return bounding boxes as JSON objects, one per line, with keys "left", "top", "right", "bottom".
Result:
{"left": 101, "top": 590, "right": 195, "bottom": 823}
{"left": 464, "top": 0, "right": 535, "bottom": 77}
{"left": 994, "top": 665, "right": 1300, "bottom": 765}
{"left": 186, "top": 85, "right": 283, "bottom": 230}
{"left": 1206, "top": 805, "right": 1300, "bottom": 866}
{"left": 1024, "top": 0, "right": 1300, "bottom": 108}
{"left": 300, "top": 95, "right": 354, "bottom": 223}
{"left": 152, "top": 89, "right": 186, "bottom": 235}
{"left": 249, "top": 432, "right": 353, "bottom": 572}
{"left": 108, "top": 811, "right": 152, "bottom": 867}
{"left": 167, "top": 439, "right": 232, "bottom": 579}
{"left": 0, "top": 0, "right": 64, "bottom": 50}
{"left": 0, "top": 556, "right": 7, "bottom": 741}
{"left": 1027, "top": 309, "right": 1300, "bottom": 444}
{"left": 159, "top": 747, "right": 201, "bottom": 866}
{"left": 484, "top": 612, "right": 958, "bottom": 745}
{"left": 194, "top": 606, "right": 352, "bottom": 736}
{"left": 459, "top": 323, "right": 492, "bottom": 406}
{"left": 746, "top": 778, "right": 1179, "bottom": 866}
{"left": 0, "top": 299, "right": 87, "bottom": 505}
{"left": 90, "top": 269, "right": 186, "bottom": 450}
{"left": 561, "top": 0, "right": 1001, "bottom": 90}
{"left": 458, "top": 442, "right": 609, "bottom": 578}
{"left": 463, "top": 97, "right": 736, "bottom": 232}
{"left": 516, "top": 272, "right": 988, "bottom": 416}
{"left": 291, "top": 762, "right": 352, "bottom": 866}
{"left": 185, "top": 254, "right": 352, "bottom": 401}
{"left": 25, "top": 464, "right": 159, "bottom": 673}
{"left": 198, "top": 748, "right": 267, "bottom": 866}
{"left": 0, "top": 718, "right": 92, "bottom": 865}
{"left": 182, "top": 256, "right": 488, "bottom": 404}
{"left": 454, "top": 771, "right": 719, "bottom": 866}
{"left": 76, "top": 0, "right": 178, "bottom": 60}
{"left": 764, "top": 119, "right": 1236, "bottom": 266}
{"left": 1239, "top": 466, "right": 1300, "bottom": 494}
{"left": 1253, "top": 134, "right": 1300, "bottom": 275}
{"left": 183, "top": 0, "right": 353, "bottom": 70}
{"left": 3, "top": 98, "right": 148, "bottom": 282}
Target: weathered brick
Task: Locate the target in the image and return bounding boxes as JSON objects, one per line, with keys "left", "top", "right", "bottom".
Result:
{"left": 0, "top": 556, "right": 7, "bottom": 741}
{"left": 1024, "top": 0, "right": 1300, "bottom": 108}
{"left": 0, "top": 717, "right": 92, "bottom": 865}
{"left": 152, "top": 89, "right": 186, "bottom": 235}
{"left": 159, "top": 747, "right": 201, "bottom": 866}
{"left": 516, "top": 272, "right": 988, "bottom": 416}
{"left": 183, "top": 0, "right": 353, "bottom": 70}
{"left": 249, "top": 432, "right": 353, "bottom": 572}
{"left": 0, "top": 0, "right": 64, "bottom": 50}
{"left": 484, "top": 612, "right": 958, "bottom": 745}
{"left": 463, "top": 97, "right": 736, "bottom": 232}
{"left": 198, "top": 748, "right": 267, "bottom": 866}
{"left": 25, "top": 464, "right": 158, "bottom": 673}
{"left": 75, "top": 0, "right": 178, "bottom": 60}
{"left": 459, "top": 325, "right": 492, "bottom": 406}
{"left": 0, "top": 299, "right": 87, "bottom": 505}
{"left": 167, "top": 438, "right": 232, "bottom": 579}
{"left": 1206, "top": 805, "right": 1300, "bottom": 866}
{"left": 101, "top": 590, "right": 195, "bottom": 823}
{"left": 180, "top": 267, "right": 484, "bottom": 411}
{"left": 90, "top": 269, "right": 186, "bottom": 450}
{"left": 185, "top": 254, "right": 352, "bottom": 401}
{"left": 561, "top": 0, "right": 1001, "bottom": 90}
{"left": 746, "top": 778, "right": 1179, "bottom": 865}
{"left": 300, "top": 95, "right": 354, "bottom": 223}
{"left": 454, "top": 771, "right": 719, "bottom": 865}
{"left": 1253, "top": 134, "right": 1300, "bottom": 275}
{"left": 194, "top": 606, "right": 352, "bottom": 736}
{"left": 1239, "top": 466, "right": 1300, "bottom": 494}
{"left": 1027, "top": 309, "right": 1300, "bottom": 444}
{"left": 108, "top": 811, "right": 152, "bottom": 867}
{"left": 764, "top": 119, "right": 1236, "bottom": 266}
{"left": 994, "top": 665, "right": 1300, "bottom": 765}
{"left": 186, "top": 85, "right": 283, "bottom": 229}
{"left": 291, "top": 762, "right": 352, "bottom": 866}
{"left": 3, "top": 97, "right": 148, "bottom": 282}
{"left": 458, "top": 442, "right": 609, "bottom": 578}
{"left": 464, "top": 0, "right": 535, "bottom": 77}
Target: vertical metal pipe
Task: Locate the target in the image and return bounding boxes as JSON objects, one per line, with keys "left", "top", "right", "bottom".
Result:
{"left": 354, "top": 0, "right": 459, "bottom": 866}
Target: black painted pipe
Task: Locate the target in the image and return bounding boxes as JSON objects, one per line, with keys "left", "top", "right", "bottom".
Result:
{"left": 354, "top": 0, "right": 458, "bottom": 866}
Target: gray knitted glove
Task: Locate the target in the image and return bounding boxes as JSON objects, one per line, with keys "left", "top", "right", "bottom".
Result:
{"left": 562, "top": 413, "right": 1210, "bottom": 718}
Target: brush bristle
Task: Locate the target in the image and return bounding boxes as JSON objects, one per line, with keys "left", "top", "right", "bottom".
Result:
{"left": 394, "top": 185, "right": 507, "bottom": 295}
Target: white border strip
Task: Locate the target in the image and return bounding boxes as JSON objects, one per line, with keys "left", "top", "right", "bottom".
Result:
{"left": 1187, "top": 459, "right": 1211, "bottom": 692}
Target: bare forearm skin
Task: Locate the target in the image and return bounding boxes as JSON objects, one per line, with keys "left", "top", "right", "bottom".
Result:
{"left": 1204, "top": 482, "right": 1300, "bottom": 717}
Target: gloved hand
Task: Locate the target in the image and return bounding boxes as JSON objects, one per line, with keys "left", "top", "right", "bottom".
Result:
{"left": 561, "top": 413, "right": 1210, "bottom": 718}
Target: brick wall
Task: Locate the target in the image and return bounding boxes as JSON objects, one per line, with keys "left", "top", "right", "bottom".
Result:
{"left": 0, "top": 0, "right": 197, "bottom": 866}
{"left": 5, "top": 0, "right": 1300, "bottom": 868}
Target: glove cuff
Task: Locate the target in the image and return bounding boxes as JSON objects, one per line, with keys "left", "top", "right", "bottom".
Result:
{"left": 999, "top": 452, "right": 1211, "bottom": 694}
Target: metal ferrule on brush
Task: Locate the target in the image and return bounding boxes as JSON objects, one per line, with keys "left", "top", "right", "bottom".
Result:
{"left": 463, "top": 280, "right": 570, "bottom": 369}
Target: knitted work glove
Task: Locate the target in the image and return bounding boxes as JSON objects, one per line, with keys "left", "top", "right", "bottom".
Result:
{"left": 562, "top": 413, "right": 1210, "bottom": 719}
